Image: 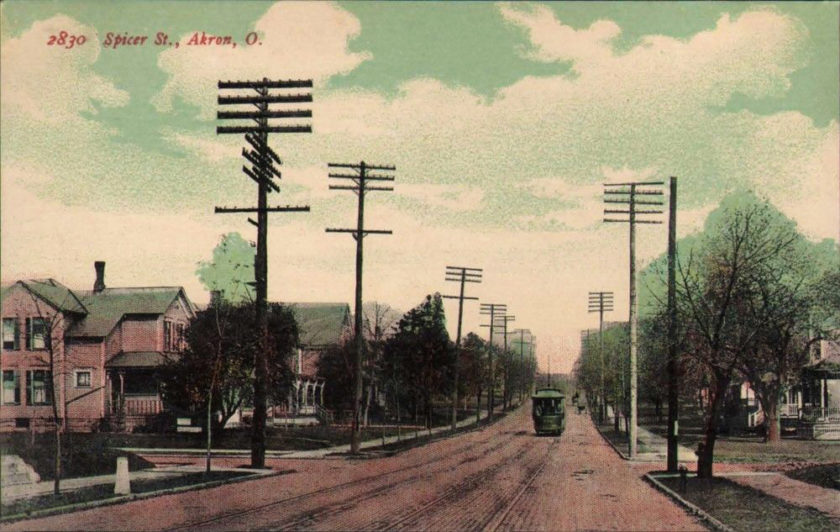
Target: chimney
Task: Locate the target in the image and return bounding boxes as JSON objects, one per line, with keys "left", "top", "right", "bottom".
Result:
{"left": 93, "top": 261, "right": 106, "bottom": 293}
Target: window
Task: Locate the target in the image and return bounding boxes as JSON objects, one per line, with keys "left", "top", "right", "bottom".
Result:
{"left": 164, "top": 320, "right": 185, "bottom": 351}
{"left": 25, "top": 318, "right": 48, "bottom": 350}
{"left": 164, "top": 320, "right": 172, "bottom": 350}
{"left": 3, "top": 318, "right": 20, "bottom": 350}
{"left": 26, "top": 370, "right": 52, "bottom": 405}
{"left": 2, "top": 370, "right": 20, "bottom": 404}
{"left": 75, "top": 370, "right": 92, "bottom": 388}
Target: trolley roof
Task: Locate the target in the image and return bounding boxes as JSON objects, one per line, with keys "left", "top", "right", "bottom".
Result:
{"left": 531, "top": 388, "right": 565, "bottom": 399}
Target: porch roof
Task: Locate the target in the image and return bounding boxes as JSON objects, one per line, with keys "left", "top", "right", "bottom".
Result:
{"left": 106, "top": 351, "right": 166, "bottom": 368}
{"left": 804, "top": 353, "right": 840, "bottom": 379}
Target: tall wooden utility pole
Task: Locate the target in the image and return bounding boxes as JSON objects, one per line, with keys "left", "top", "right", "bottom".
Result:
{"left": 496, "top": 314, "right": 516, "bottom": 410}
{"left": 479, "top": 303, "right": 506, "bottom": 421}
{"left": 604, "top": 180, "right": 663, "bottom": 458}
{"left": 215, "top": 78, "right": 312, "bottom": 468}
{"left": 588, "top": 291, "right": 614, "bottom": 424}
{"left": 512, "top": 328, "right": 531, "bottom": 403}
{"left": 666, "top": 176, "right": 679, "bottom": 472}
{"left": 442, "top": 266, "right": 482, "bottom": 430}
{"left": 327, "top": 160, "right": 394, "bottom": 454}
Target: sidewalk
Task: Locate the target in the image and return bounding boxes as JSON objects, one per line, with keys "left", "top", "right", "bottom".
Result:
{"left": 2, "top": 407, "right": 497, "bottom": 504}
{"left": 1, "top": 464, "right": 261, "bottom": 503}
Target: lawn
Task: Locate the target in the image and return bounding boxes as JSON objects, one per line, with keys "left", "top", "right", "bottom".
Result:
{"left": 1, "top": 432, "right": 155, "bottom": 481}
{"left": 785, "top": 463, "right": 840, "bottom": 490}
{"left": 1, "top": 470, "right": 252, "bottom": 520}
{"left": 633, "top": 403, "right": 840, "bottom": 464}
{"left": 655, "top": 475, "right": 837, "bottom": 531}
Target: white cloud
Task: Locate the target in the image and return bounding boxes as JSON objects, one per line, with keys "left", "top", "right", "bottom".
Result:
{"left": 498, "top": 2, "right": 619, "bottom": 68}
{"left": 0, "top": 15, "right": 129, "bottom": 125}
{"left": 152, "top": 2, "right": 370, "bottom": 118}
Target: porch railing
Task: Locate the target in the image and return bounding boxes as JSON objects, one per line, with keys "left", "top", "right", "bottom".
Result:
{"left": 801, "top": 406, "right": 840, "bottom": 422}
{"left": 122, "top": 398, "right": 163, "bottom": 416}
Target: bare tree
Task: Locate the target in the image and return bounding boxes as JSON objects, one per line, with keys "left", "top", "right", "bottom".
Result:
{"left": 23, "top": 286, "right": 78, "bottom": 496}
{"left": 676, "top": 193, "right": 805, "bottom": 477}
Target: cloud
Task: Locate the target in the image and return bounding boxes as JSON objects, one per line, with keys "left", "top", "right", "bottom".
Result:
{"left": 0, "top": 15, "right": 129, "bottom": 125}
{"left": 498, "top": 2, "right": 619, "bottom": 68}
{"left": 152, "top": 2, "right": 370, "bottom": 119}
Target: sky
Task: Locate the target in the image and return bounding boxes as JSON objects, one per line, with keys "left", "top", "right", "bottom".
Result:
{"left": 2, "top": 1, "right": 838, "bottom": 374}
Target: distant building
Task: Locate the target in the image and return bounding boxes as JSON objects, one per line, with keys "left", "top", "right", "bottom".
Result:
{"left": 1, "top": 262, "right": 195, "bottom": 432}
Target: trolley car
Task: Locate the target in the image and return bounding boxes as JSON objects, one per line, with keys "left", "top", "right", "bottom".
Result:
{"left": 531, "top": 388, "right": 566, "bottom": 435}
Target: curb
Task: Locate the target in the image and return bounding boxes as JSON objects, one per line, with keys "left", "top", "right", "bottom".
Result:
{"left": 593, "top": 421, "right": 631, "bottom": 461}
{"left": 644, "top": 473, "right": 734, "bottom": 532}
{"left": 0, "top": 468, "right": 280, "bottom": 525}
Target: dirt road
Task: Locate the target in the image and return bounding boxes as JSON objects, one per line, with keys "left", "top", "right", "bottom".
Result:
{"left": 10, "top": 406, "right": 704, "bottom": 531}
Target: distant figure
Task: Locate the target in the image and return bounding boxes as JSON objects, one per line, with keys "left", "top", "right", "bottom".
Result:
{"left": 572, "top": 391, "right": 580, "bottom": 406}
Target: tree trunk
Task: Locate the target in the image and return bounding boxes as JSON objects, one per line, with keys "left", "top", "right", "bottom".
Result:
{"left": 756, "top": 387, "right": 781, "bottom": 443}
{"left": 697, "top": 378, "right": 727, "bottom": 479}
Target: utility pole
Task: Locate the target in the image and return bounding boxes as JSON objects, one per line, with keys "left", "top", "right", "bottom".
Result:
{"left": 604, "top": 180, "right": 663, "bottom": 458}
{"left": 479, "top": 303, "right": 506, "bottom": 421}
{"left": 327, "top": 160, "right": 394, "bottom": 454}
{"left": 666, "top": 176, "right": 679, "bottom": 472}
{"left": 512, "top": 328, "right": 531, "bottom": 403}
{"left": 588, "top": 291, "right": 614, "bottom": 424}
{"left": 497, "top": 314, "right": 516, "bottom": 411}
{"left": 215, "top": 78, "right": 312, "bottom": 468}
{"left": 442, "top": 266, "right": 482, "bottom": 430}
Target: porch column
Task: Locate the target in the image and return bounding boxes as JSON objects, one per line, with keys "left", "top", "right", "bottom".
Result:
{"left": 821, "top": 378, "right": 826, "bottom": 411}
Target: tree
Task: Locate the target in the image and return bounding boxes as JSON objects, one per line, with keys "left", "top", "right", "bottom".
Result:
{"left": 196, "top": 232, "right": 256, "bottom": 304}
{"left": 361, "top": 301, "right": 400, "bottom": 425}
{"left": 740, "top": 237, "right": 839, "bottom": 442}
{"left": 383, "top": 294, "right": 453, "bottom": 428}
{"left": 674, "top": 191, "right": 813, "bottom": 477}
{"left": 460, "top": 333, "right": 487, "bottom": 423}
{"left": 19, "top": 281, "right": 87, "bottom": 496}
{"left": 159, "top": 302, "right": 297, "bottom": 430}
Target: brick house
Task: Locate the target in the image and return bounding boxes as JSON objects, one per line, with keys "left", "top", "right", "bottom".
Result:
{"left": 278, "top": 302, "right": 351, "bottom": 425}
{"left": 1, "top": 262, "right": 195, "bottom": 432}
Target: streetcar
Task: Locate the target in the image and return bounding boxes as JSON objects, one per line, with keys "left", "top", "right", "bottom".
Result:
{"left": 531, "top": 388, "right": 566, "bottom": 435}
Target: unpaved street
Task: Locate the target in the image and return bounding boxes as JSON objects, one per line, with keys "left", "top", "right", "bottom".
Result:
{"left": 11, "top": 406, "right": 704, "bottom": 531}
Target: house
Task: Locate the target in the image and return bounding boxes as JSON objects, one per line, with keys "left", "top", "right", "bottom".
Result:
{"left": 1, "top": 262, "right": 195, "bottom": 432}
{"left": 276, "top": 302, "right": 351, "bottom": 425}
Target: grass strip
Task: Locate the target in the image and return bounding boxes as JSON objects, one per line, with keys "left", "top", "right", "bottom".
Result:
{"left": 1, "top": 470, "right": 251, "bottom": 520}
{"left": 655, "top": 474, "right": 837, "bottom": 532}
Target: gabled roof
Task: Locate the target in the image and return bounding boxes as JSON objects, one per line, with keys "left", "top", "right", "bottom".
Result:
{"left": 289, "top": 302, "right": 350, "bottom": 349}
{"left": 69, "top": 287, "right": 190, "bottom": 338}
{"left": 12, "top": 279, "right": 88, "bottom": 314}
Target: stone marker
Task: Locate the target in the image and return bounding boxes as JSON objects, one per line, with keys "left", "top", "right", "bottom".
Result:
{"left": 114, "top": 456, "right": 131, "bottom": 495}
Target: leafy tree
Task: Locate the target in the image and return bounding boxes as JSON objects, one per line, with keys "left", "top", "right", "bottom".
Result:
{"left": 382, "top": 293, "right": 454, "bottom": 428}
{"left": 160, "top": 302, "right": 297, "bottom": 430}
{"left": 459, "top": 333, "right": 487, "bottom": 422}
{"left": 317, "top": 340, "right": 355, "bottom": 415}
{"left": 196, "top": 232, "right": 255, "bottom": 304}
{"left": 672, "top": 191, "right": 820, "bottom": 477}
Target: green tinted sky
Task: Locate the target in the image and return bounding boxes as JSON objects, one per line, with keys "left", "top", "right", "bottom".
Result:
{"left": 2, "top": 1, "right": 838, "bottom": 370}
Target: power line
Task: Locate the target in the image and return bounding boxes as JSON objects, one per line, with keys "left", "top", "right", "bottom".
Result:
{"left": 442, "top": 266, "right": 482, "bottom": 430}
{"left": 588, "top": 291, "right": 614, "bottom": 424}
{"left": 215, "top": 77, "right": 312, "bottom": 469}
{"left": 603, "top": 180, "right": 663, "bottom": 458}
{"left": 480, "top": 303, "right": 507, "bottom": 421}
{"left": 326, "top": 160, "right": 394, "bottom": 454}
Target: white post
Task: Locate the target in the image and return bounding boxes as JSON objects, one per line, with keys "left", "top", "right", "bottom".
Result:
{"left": 114, "top": 456, "right": 131, "bottom": 495}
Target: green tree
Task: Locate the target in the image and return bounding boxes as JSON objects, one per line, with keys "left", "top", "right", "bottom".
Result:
{"left": 671, "top": 191, "right": 823, "bottom": 477}
{"left": 383, "top": 293, "right": 454, "bottom": 428}
{"left": 160, "top": 302, "right": 297, "bottom": 429}
{"left": 460, "top": 333, "right": 488, "bottom": 423}
{"left": 196, "top": 233, "right": 255, "bottom": 304}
